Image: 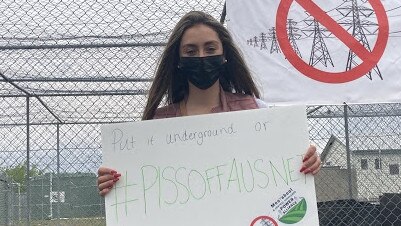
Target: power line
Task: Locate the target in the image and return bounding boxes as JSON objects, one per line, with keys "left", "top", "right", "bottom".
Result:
{"left": 386, "top": 6, "right": 401, "bottom": 12}
{"left": 296, "top": 1, "right": 347, "bottom": 24}
{"left": 387, "top": 14, "right": 401, "bottom": 18}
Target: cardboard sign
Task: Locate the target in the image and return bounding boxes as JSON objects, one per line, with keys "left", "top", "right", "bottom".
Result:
{"left": 101, "top": 106, "right": 319, "bottom": 225}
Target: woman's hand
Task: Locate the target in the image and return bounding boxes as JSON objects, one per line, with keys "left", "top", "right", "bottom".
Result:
{"left": 97, "top": 167, "right": 121, "bottom": 196}
{"left": 300, "top": 145, "right": 321, "bottom": 175}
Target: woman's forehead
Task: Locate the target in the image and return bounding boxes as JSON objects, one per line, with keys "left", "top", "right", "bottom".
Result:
{"left": 180, "top": 24, "right": 221, "bottom": 46}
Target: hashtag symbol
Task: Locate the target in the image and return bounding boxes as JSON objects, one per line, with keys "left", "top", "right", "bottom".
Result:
{"left": 109, "top": 171, "right": 138, "bottom": 221}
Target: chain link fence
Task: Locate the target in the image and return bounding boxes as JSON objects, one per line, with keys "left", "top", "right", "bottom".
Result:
{"left": 0, "top": 0, "right": 400, "bottom": 225}
{"left": 309, "top": 104, "right": 401, "bottom": 225}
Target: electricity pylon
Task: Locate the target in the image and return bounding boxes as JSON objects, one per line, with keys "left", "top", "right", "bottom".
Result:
{"left": 287, "top": 19, "right": 302, "bottom": 58}
{"left": 309, "top": 19, "right": 334, "bottom": 67}
{"left": 269, "top": 27, "right": 281, "bottom": 54}
{"left": 259, "top": 32, "right": 268, "bottom": 50}
{"left": 253, "top": 36, "right": 259, "bottom": 47}
{"left": 338, "top": 0, "right": 383, "bottom": 80}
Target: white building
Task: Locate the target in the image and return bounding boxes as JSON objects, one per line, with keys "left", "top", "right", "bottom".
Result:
{"left": 317, "top": 135, "right": 401, "bottom": 202}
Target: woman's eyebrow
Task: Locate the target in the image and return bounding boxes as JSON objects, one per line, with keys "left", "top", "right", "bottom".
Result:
{"left": 204, "top": 41, "right": 219, "bottom": 46}
{"left": 182, "top": 40, "right": 220, "bottom": 48}
{"left": 181, "top": 44, "right": 197, "bottom": 49}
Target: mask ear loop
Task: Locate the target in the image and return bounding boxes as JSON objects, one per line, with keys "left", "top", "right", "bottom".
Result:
{"left": 174, "top": 61, "right": 187, "bottom": 104}
{"left": 219, "top": 55, "right": 230, "bottom": 91}
{"left": 222, "top": 48, "right": 227, "bottom": 63}
{"left": 177, "top": 56, "right": 183, "bottom": 68}
{"left": 223, "top": 54, "right": 228, "bottom": 64}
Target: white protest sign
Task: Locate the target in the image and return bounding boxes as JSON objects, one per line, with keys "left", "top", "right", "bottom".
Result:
{"left": 101, "top": 106, "right": 319, "bottom": 226}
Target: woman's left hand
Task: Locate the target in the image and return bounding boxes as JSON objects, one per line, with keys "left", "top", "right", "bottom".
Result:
{"left": 300, "top": 145, "right": 321, "bottom": 175}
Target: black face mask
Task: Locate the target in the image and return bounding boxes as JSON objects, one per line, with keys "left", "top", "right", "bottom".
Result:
{"left": 178, "top": 55, "right": 225, "bottom": 90}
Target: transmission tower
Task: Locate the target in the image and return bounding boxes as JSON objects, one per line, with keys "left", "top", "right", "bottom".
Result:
{"left": 261, "top": 219, "right": 274, "bottom": 226}
{"left": 309, "top": 19, "right": 334, "bottom": 67}
{"left": 259, "top": 32, "right": 268, "bottom": 50}
{"left": 269, "top": 27, "right": 281, "bottom": 54}
{"left": 339, "top": 0, "right": 383, "bottom": 80}
{"left": 253, "top": 36, "right": 259, "bottom": 47}
{"left": 248, "top": 38, "right": 253, "bottom": 46}
{"left": 287, "top": 19, "right": 302, "bottom": 58}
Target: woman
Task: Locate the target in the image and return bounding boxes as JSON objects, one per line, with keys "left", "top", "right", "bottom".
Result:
{"left": 97, "top": 11, "right": 321, "bottom": 196}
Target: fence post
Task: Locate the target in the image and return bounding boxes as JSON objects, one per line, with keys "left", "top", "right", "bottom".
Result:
{"left": 344, "top": 103, "right": 353, "bottom": 199}
{"left": 5, "top": 183, "right": 9, "bottom": 226}
{"left": 56, "top": 123, "right": 61, "bottom": 220}
{"left": 17, "top": 183, "right": 21, "bottom": 223}
{"left": 26, "top": 96, "right": 31, "bottom": 226}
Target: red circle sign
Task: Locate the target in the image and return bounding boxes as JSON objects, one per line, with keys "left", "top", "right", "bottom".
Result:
{"left": 250, "top": 216, "right": 278, "bottom": 226}
{"left": 275, "top": 0, "right": 389, "bottom": 83}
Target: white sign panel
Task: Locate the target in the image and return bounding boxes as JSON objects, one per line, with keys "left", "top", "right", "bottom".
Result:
{"left": 101, "top": 106, "right": 319, "bottom": 226}
{"left": 226, "top": 0, "right": 401, "bottom": 104}
{"left": 50, "top": 191, "right": 65, "bottom": 203}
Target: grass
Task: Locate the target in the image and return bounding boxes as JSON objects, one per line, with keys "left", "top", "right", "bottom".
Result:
{"left": 9, "top": 218, "right": 106, "bottom": 226}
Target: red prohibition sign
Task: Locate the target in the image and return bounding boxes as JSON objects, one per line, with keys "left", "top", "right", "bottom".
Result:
{"left": 250, "top": 216, "right": 278, "bottom": 226}
{"left": 276, "top": 0, "right": 389, "bottom": 83}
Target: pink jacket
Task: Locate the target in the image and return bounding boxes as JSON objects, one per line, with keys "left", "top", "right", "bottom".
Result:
{"left": 153, "top": 90, "right": 258, "bottom": 119}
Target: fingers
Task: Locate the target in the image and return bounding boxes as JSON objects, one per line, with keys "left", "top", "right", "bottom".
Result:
{"left": 98, "top": 167, "right": 117, "bottom": 176}
{"left": 311, "top": 162, "right": 322, "bottom": 175}
{"left": 97, "top": 166, "right": 121, "bottom": 196}
{"left": 302, "top": 145, "right": 316, "bottom": 163}
{"left": 99, "top": 187, "right": 112, "bottom": 196}
{"left": 98, "top": 178, "right": 117, "bottom": 196}
{"left": 98, "top": 174, "right": 117, "bottom": 187}
{"left": 98, "top": 174, "right": 121, "bottom": 196}
{"left": 300, "top": 145, "right": 321, "bottom": 175}
{"left": 98, "top": 177, "right": 120, "bottom": 196}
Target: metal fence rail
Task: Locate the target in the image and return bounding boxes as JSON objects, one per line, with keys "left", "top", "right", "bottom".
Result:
{"left": 0, "top": 0, "right": 400, "bottom": 225}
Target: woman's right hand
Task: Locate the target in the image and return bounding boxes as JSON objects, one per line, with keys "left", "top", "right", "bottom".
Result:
{"left": 97, "top": 167, "right": 121, "bottom": 196}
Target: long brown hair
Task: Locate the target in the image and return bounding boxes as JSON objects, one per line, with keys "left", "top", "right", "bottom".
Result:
{"left": 142, "top": 11, "right": 260, "bottom": 120}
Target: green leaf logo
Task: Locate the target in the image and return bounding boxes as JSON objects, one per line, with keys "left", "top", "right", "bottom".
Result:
{"left": 278, "top": 198, "right": 307, "bottom": 224}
